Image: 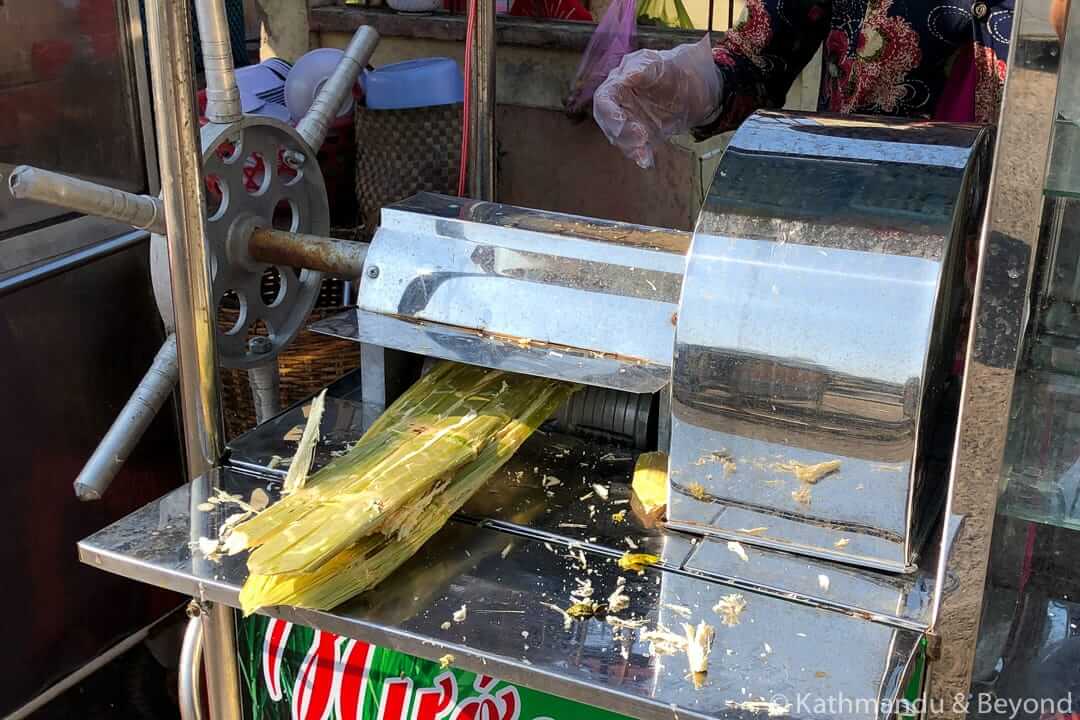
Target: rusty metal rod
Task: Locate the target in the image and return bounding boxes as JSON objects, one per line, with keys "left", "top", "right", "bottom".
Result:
{"left": 248, "top": 226, "right": 369, "bottom": 277}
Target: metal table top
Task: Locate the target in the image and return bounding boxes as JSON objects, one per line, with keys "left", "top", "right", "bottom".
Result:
{"left": 80, "top": 387, "right": 931, "bottom": 720}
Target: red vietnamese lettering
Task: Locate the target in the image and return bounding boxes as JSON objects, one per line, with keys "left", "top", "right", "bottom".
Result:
{"left": 291, "top": 630, "right": 338, "bottom": 720}
{"left": 411, "top": 672, "right": 458, "bottom": 720}
{"left": 335, "top": 639, "right": 373, "bottom": 720}
{"left": 263, "top": 618, "right": 294, "bottom": 702}
{"left": 379, "top": 677, "right": 414, "bottom": 720}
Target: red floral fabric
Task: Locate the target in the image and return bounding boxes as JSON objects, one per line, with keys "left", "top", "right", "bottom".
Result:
{"left": 697, "top": 0, "right": 1013, "bottom": 136}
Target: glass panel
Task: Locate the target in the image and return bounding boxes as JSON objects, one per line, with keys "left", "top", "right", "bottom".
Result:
{"left": 973, "top": 1, "right": 1080, "bottom": 713}
{"left": 0, "top": 0, "right": 147, "bottom": 238}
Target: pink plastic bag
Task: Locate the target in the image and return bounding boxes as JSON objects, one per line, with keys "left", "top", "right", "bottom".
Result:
{"left": 564, "top": 0, "right": 637, "bottom": 116}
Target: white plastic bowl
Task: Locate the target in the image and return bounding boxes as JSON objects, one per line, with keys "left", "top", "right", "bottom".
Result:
{"left": 285, "top": 48, "right": 356, "bottom": 122}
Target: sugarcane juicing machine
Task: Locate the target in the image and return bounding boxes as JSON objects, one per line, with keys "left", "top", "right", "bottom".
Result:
{"left": 9, "top": 0, "right": 1055, "bottom": 714}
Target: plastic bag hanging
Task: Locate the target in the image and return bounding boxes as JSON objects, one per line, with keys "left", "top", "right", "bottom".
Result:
{"left": 564, "top": 0, "right": 638, "bottom": 116}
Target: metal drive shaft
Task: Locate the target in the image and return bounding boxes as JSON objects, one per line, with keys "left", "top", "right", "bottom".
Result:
{"left": 296, "top": 26, "right": 380, "bottom": 152}
{"left": 73, "top": 335, "right": 179, "bottom": 500}
{"left": 248, "top": 226, "right": 368, "bottom": 277}
{"left": 8, "top": 165, "right": 166, "bottom": 234}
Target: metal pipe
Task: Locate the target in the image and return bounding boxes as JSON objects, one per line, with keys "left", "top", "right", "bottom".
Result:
{"left": 296, "top": 26, "right": 379, "bottom": 153}
{"left": 74, "top": 334, "right": 179, "bottom": 500}
{"left": 248, "top": 226, "right": 369, "bottom": 277}
{"left": 179, "top": 613, "right": 204, "bottom": 720}
{"left": 247, "top": 337, "right": 281, "bottom": 424}
{"left": 6, "top": 621, "right": 155, "bottom": 720}
{"left": 144, "top": 0, "right": 241, "bottom": 717}
{"left": 926, "top": 0, "right": 1058, "bottom": 711}
{"left": 7, "top": 165, "right": 166, "bottom": 234}
{"left": 468, "top": 0, "right": 496, "bottom": 201}
{"left": 192, "top": 0, "right": 241, "bottom": 123}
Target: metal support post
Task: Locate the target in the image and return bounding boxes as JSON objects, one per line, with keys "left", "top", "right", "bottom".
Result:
{"left": 144, "top": 0, "right": 241, "bottom": 716}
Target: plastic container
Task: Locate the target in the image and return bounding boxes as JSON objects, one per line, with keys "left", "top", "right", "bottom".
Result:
{"left": 363, "top": 58, "right": 464, "bottom": 110}
{"left": 285, "top": 48, "right": 356, "bottom": 121}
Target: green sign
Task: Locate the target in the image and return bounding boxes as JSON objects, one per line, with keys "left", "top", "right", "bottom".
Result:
{"left": 238, "top": 615, "right": 632, "bottom": 720}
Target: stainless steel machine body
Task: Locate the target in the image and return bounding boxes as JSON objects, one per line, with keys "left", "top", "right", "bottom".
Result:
{"left": 667, "top": 114, "right": 990, "bottom": 572}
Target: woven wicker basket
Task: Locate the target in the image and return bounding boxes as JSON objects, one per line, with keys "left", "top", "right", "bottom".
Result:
{"left": 355, "top": 102, "right": 463, "bottom": 240}
{"left": 219, "top": 303, "right": 360, "bottom": 439}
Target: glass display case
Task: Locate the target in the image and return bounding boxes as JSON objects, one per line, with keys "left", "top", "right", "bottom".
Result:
{"left": 968, "top": 2, "right": 1080, "bottom": 716}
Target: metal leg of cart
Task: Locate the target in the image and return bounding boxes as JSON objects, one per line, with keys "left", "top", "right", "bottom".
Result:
{"left": 145, "top": 0, "right": 240, "bottom": 713}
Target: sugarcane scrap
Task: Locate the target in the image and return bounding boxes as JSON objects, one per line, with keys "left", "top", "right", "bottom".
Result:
{"left": 567, "top": 600, "right": 604, "bottom": 620}
{"left": 727, "top": 541, "right": 749, "bottom": 563}
{"left": 453, "top": 605, "right": 468, "bottom": 623}
{"left": 611, "top": 509, "right": 627, "bottom": 524}
{"left": 738, "top": 527, "right": 768, "bottom": 536}
{"left": 641, "top": 626, "right": 687, "bottom": 657}
{"left": 683, "top": 621, "right": 715, "bottom": 675}
{"left": 777, "top": 459, "right": 841, "bottom": 484}
{"left": 834, "top": 537, "right": 850, "bottom": 548}
{"left": 713, "top": 593, "right": 747, "bottom": 627}
{"left": 791, "top": 486, "right": 812, "bottom": 505}
{"left": 607, "top": 578, "right": 630, "bottom": 613}
{"left": 607, "top": 615, "right": 648, "bottom": 629}
{"left": 541, "top": 602, "right": 575, "bottom": 631}
{"left": 618, "top": 552, "right": 659, "bottom": 573}
{"left": 726, "top": 700, "right": 791, "bottom": 716}
{"left": 592, "top": 484, "right": 609, "bottom": 500}
{"left": 688, "top": 482, "right": 707, "bottom": 500}
{"left": 572, "top": 577, "right": 594, "bottom": 599}
{"left": 440, "top": 621, "right": 452, "bottom": 630}
{"left": 438, "top": 654, "right": 455, "bottom": 669}
{"left": 663, "top": 603, "right": 693, "bottom": 619}
{"left": 281, "top": 389, "right": 327, "bottom": 495}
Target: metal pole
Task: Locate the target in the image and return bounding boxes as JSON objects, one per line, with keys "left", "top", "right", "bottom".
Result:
{"left": 468, "top": 0, "right": 496, "bottom": 201}
{"left": 74, "top": 334, "right": 179, "bottom": 500}
{"left": 247, "top": 337, "right": 281, "bottom": 424}
{"left": 8, "top": 165, "right": 166, "bottom": 234}
{"left": 296, "top": 26, "right": 379, "bottom": 153}
{"left": 179, "top": 612, "right": 205, "bottom": 720}
{"left": 193, "top": 0, "right": 242, "bottom": 123}
{"left": 248, "top": 226, "right": 369, "bottom": 277}
{"left": 926, "top": 0, "right": 1058, "bottom": 710}
{"left": 144, "top": 0, "right": 241, "bottom": 717}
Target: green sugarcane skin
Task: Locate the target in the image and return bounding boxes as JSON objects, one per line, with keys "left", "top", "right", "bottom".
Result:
{"left": 248, "top": 374, "right": 542, "bottom": 576}
{"left": 239, "top": 378, "right": 575, "bottom": 615}
{"left": 231, "top": 365, "right": 507, "bottom": 554}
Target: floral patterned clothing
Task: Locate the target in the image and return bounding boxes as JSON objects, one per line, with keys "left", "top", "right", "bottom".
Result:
{"left": 698, "top": 0, "right": 1012, "bottom": 135}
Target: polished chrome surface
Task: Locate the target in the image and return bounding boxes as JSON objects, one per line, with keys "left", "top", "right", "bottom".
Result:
{"left": 74, "top": 334, "right": 179, "bottom": 500}
{"left": 296, "top": 27, "right": 379, "bottom": 153}
{"left": 927, "top": 0, "right": 1062, "bottom": 712}
{"left": 669, "top": 111, "right": 991, "bottom": 571}
{"left": 313, "top": 309, "right": 673, "bottom": 393}
{"left": 354, "top": 192, "right": 687, "bottom": 388}
{"left": 200, "top": 117, "right": 330, "bottom": 369}
{"left": 145, "top": 0, "right": 241, "bottom": 714}
{"left": 685, "top": 537, "right": 935, "bottom": 631}
{"left": 179, "top": 613, "right": 204, "bottom": 720}
{"left": 192, "top": 0, "right": 241, "bottom": 124}
{"left": 80, "top": 460, "right": 925, "bottom": 720}
{"left": 8, "top": 165, "right": 166, "bottom": 234}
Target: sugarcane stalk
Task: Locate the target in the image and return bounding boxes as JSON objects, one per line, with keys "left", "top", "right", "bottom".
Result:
{"left": 239, "top": 379, "right": 572, "bottom": 615}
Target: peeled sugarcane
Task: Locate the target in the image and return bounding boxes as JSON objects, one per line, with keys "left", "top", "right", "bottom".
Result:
{"left": 232, "top": 362, "right": 577, "bottom": 615}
